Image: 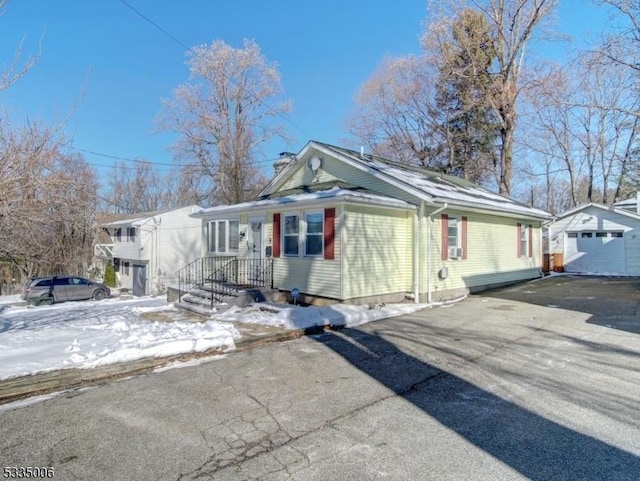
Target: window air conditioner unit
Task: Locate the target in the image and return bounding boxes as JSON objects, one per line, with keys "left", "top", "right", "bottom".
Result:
{"left": 448, "top": 246, "right": 463, "bottom": 259}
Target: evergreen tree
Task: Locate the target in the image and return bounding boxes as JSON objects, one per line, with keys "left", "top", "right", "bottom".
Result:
{"left": 103, "top": 262, "right": 116, "bottom": 288}
{"left": 435, "top": 9, "right": 499, "bottom": 184}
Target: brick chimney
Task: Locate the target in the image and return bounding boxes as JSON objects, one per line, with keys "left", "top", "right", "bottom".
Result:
{"left": 273, "top": 152, "right": 295, "bottom": 177}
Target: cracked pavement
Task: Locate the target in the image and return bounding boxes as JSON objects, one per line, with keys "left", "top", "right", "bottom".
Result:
{"left": 1, "top": 276, "right": 640, "bottom": 480}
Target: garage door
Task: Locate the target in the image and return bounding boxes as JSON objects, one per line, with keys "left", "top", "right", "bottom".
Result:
{"left": 565, "top": 231, "right": 625, "bottom": 274}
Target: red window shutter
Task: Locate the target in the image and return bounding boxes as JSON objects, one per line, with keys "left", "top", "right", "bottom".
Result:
{"left": 441, "top": 214, "right": 449, "bottom": 261}
{"left": 528, "top": 224, "right": 533, "bottom": 258}
{"left": 461, "top": 216, "right": 468, "bottom": 260}
{"left": 273, "top": 213, "right": 281, "bottom": 258}
{"left": 324, "top": 208, "right": 335, "bottom": 260}
{"left": 517, "top": 223, "right": 522, "bottom": 257}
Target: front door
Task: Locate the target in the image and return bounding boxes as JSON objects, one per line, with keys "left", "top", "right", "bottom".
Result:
{"left": 132, "top": 264, "right": 147, "bottom": 296}
{"left": 248, "top": 218, "right": 264, "bottom": 282}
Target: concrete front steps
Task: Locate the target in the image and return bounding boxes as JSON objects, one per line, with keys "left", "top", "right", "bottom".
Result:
{"left": 175, "top": 285, "right": 281, "bottom": 317}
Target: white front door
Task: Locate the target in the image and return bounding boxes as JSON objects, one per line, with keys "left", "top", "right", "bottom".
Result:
{"left": 247, "top": 218, "right": 265, "bottom": 283}
{"left": 248, "top": 218, "right": 264, "bottom": 261}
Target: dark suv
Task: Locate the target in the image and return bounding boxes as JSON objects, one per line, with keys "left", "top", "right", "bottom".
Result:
{"left": 21, "top": 276, "right": 111, "bottom": 306}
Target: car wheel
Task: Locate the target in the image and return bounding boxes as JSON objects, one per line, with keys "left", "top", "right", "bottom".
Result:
{"left": 38, "top": 297, "right": 54, "bottom": 306}
{"left": 92, "top": 289, "right": 107, "bottom": 301}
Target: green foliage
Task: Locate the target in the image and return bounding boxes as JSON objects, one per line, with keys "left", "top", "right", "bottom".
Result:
{"left": 435, "top": 8, "right": 500, "bottom": 184}
{"left": 103, "top": 262, "right": 116, "bottom": 288}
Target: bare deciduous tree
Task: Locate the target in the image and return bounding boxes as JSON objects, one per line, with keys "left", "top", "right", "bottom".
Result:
{"left": 597, "top": 0, "right": 640, "bottom": 78}
{"left": 459, "top": 0, "right": 558, "bottom": 195}
{"left": 0, "top": 0, "right": 42, "bottom": 92}
{"left": 159, "top": 39, "right": 290, "bottom": 206}
{"left": 347, "top": 1, "right": 556, "bottom": 195}
{"left": 105, "top": 161, "right": 168, "bottom": 213}
{"left": 520, "top": 48, "right": 638, "bottom": 212}
{"left": 0, "top": 119, "right": 99, "bottom": 278}
{"left": 345, "top": 55, "right": 445, "bottom": 168}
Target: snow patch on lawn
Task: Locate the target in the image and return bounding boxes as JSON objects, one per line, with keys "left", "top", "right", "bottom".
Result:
{"left": 212, "top": 302, "right": 429, "bottom": 330}
{"left": 0, "top": 297, "right": 239, "bottom": 380}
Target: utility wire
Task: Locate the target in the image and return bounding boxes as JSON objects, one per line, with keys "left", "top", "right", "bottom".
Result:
{"left": 77, "top": 147, "right": 285, "bottom": 170}
{"left": 117, "top": 0, "right": 310, "bottom": 138}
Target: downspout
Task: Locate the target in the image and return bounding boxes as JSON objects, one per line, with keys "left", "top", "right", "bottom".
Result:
{"left": 539, "top": 221, "right": 545, "bottom": 278}
{"left": 427, "top": 203, "right": 448, "bottom": 304}
{"left": 413, "top": 206, "right": 421, "bottom": 303}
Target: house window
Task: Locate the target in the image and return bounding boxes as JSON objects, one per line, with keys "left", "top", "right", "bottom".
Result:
{"left": 567, "top": 232, "right": 578, "bottom": 238}
{"left": 208, "top": 220, "right": 240, "bottom": 254}
{"left": 441, "top": 214, "right": 467, "bottom": 260}
{"left": 520, "top": 224, "right": 529, "bottom": 256}
{"left": 284, "top": 214, "right": 299, "bottom": 256}
{"left": 581, "top": 232, "right": 593, "bottom": 238}
{"left": 517, "top": 223, "right": 533, "bottom": 258}
{"left": 127, "top": 227, "right": 136, "bottom": 242}
{"left": 595, "top": 232, "right": 607, "bottom": 238}
{"left": 305, "top": 212, "right": 324, "bottom": 257}
{"left": 114, "top": 258, "right": 120, "bottom": 272}
{"left": 114, "top": 228, "right": 122, "bottom": 242}
{"left": 123, "top": 261, "right": 130, "bottom": 276}
{"left": 273, "top": 208, "right": 335, "bottom": 260}
{"left": 229, "top": 220, "right": 240, "bottom": 251}
{"left": 611, "top": 231, "right": 623, "bottom": 238}
{"left": 448, "top": 216, "right": 459, "bottom": 251}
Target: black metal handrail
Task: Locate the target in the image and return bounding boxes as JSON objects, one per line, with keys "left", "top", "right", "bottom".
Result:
{"left": 176, "top": 257, "right": 273, "bottom": 309}
{"left": 176, "top": 256, "right": 236, "bottom": 299}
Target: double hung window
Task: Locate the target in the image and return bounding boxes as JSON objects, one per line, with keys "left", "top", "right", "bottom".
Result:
{"left": 282, "top": 211, "right": 324, "bottom": 257}
{"left": 208, "top": 220, "right": 240, "bottom": 254}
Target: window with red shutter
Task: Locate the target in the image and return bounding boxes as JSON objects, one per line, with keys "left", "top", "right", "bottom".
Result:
{"left": 461, "top": 216, "right": 468, "bottom": 260}
{"left": 272, "top": 213, "right": 281, "bottom": 258}
{"left": 441, "top": 214, "right": 449, "bottom": 261}
{"left": 324, "top": 208, "right": 335, "bottom": 260}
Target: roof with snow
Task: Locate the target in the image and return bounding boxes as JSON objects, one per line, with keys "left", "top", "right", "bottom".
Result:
{"left": 192, "top": 183, "right": 414, "bottom": 217}
{"left": 101, "top": 205, "right": 202, "bottom": 227}
{"left": 310, "top": 142, "right": 551, "bottom": 219}
{"left": 554, "top": 202, "right": 640, "bottom": 221}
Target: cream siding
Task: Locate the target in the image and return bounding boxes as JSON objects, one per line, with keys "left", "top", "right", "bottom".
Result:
{"left": 271, "top": 207, "right": 342, "bottom": 300}
{"left": 278, "top": 154, "right": 420, "bottom": 204}
{"left": 280, "top": 162, "right": 340, "bottom": 189}
{"left": 426, "top": 210, "right": 542, "bottom": 298}
{"left": 342, "top": 205, "right": 413, "bottom": 300}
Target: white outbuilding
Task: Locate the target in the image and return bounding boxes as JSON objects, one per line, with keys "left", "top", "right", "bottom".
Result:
{"left": 549, "top": 202, "right": 640, "bottom": 275}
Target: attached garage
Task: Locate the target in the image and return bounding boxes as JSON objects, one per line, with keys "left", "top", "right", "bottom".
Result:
{"left": 549, "top": 203, "right": 640, "bottom": 276}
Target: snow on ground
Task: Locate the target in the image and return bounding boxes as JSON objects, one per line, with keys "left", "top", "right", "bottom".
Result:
{"left": 212, "top": 302, "right": 429, "bottom": 330}
{"left": 0, "top": 292, "right": 431, "bottom": 381}
{"left": 0, "top": 294, "right": 22, "bottom": 305}
{"left": 0, "top": 296, "right": 239, "bottom": 380}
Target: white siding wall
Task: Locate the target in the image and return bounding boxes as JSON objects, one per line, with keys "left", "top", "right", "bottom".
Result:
{"left": 154, "top": 206, "right": 202, "bottom": 288}
{"left": 549, "top": 206, "right": 640, "bottom": 275}
{"left": 426, "top": 209, "right": 542, "bottom": 299}
{"left": 112, "top": 229, "right": 151, "bottom": 261}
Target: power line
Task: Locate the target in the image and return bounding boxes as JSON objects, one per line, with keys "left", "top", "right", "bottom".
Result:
{"left": 77, "top": 146, "right": 286, "bottom": 170}
{"left": 116, "top": 0, "right": 311, "bottom": 138}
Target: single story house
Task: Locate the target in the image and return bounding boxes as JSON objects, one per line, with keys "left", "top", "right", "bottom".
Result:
{"left": 549, "top": 202, "right": 640, "bottom": 276}
{"left": 97, "top": 205, "right": 202, "bottom": 295}
{"left": 188, "top": 141, "right": 552, "bottom": 305}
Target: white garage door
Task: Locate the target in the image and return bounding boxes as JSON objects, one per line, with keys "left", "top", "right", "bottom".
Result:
{"left": 565, "top": 231, "right": 625, "bottom": 274}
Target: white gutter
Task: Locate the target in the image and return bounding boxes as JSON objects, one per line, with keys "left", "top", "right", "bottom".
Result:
{"left": 426, "top": 203, "right": 448, "bottom": 304}
{"left": 191, "top": 193, "right": 416, "bottom": 218}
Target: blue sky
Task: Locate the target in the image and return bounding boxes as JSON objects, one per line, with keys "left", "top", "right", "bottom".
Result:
{"left": 0, "top": 0, "right": 613, "bottom": 178}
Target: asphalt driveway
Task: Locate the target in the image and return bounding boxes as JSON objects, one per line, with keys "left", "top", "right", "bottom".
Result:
{"left": 1, "top": 275, "right": 639, "bottom": 480}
